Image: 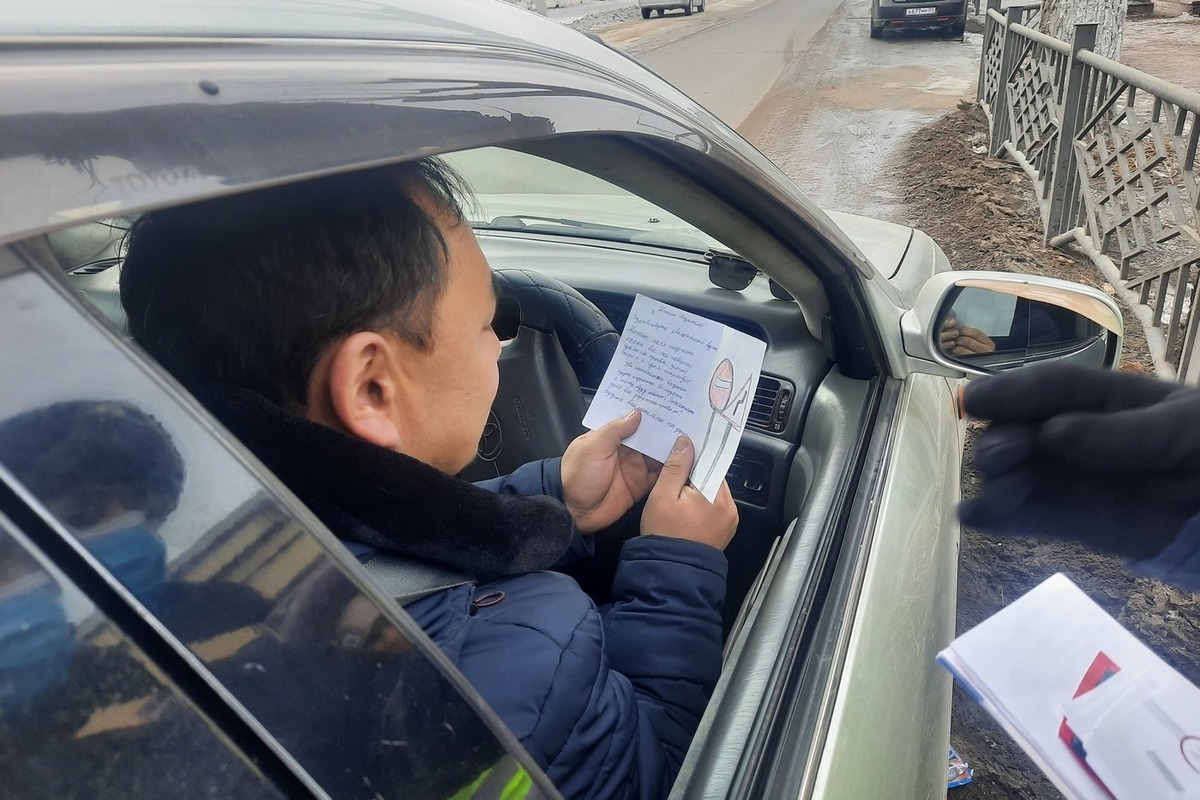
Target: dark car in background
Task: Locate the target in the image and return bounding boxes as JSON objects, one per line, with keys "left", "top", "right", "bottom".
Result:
{"left": 870, "top": 0, "right": 969, "bottom": 38}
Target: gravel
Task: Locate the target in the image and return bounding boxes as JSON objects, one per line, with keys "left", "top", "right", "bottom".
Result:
{"left": 567, "top": 5, "right": 643, "bottom": 31}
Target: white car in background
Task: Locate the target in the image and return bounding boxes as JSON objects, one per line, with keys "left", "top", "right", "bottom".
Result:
{"left": 639, "top": 0, "right": 705, "bottom": 18}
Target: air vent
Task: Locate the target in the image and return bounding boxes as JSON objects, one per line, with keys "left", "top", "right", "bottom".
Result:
{"left": 747, "top": 375, "right": 795, "bottom": 434}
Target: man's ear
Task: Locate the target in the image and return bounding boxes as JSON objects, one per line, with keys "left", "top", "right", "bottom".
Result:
{"left": 321, "top": 331, "right": 407, "bottom": 450}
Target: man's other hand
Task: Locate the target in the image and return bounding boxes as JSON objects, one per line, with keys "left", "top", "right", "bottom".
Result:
{"left": 562, "top": 409, "right": 662, "bottom": 534}
{"left": 641, "top": 435, "right": 738, "bottom": 551}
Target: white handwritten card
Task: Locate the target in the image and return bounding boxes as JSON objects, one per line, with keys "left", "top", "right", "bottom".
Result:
{"left": 582, "top": 294, "right": 767, "bottom": 502}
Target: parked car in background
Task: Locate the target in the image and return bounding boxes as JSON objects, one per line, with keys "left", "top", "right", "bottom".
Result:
{"left": 639, "top": 0, "right": 705, "bottom": 18}
{"left": 0, "top": 0, "right": 1119, "bottom": 797}
{"left": 870, "top": 0, "right": 968, "bottom": 38}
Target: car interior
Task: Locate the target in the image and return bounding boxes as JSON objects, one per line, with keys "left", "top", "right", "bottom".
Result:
{"left": 1, "top": 125, "right": 910, "bottom": 798}
{"left": 43, "top": 139, "right": 877, "bottom": 643}
{"left": 6, "top": 129, "right": 914, "bottom": 798}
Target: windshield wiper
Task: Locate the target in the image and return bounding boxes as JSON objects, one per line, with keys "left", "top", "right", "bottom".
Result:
{"left": 478, "top": 214, "right": 649, "bottom": 245}
{"left": 477, "top": 214, "right": 727, "bottom": 263}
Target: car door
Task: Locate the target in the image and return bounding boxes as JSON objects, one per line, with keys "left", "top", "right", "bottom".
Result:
{"left": 668, "top": 372, "right": 960, "bottom": 800}
{"left": 808, "top": 371, "right": 960, "bottom": 799}
{"left": 0, "top": 513, "right": 298, "bottom": 799}
{"left": 0, "top": 244, "right": 561, "bottom": 799}
{"left": 0, "top": 18, "right": 958, "bottom": 798}
{"left": 430, "top": 139, "right": 962, "bottom": 799}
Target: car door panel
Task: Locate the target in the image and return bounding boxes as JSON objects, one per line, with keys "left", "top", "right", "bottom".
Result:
{"left": 810, "top": 373, "right": 961, "bottom": 799}
{"left": 681, "top": 372, "right": 960, "bottom": 800}
{"left": 671, "top": 369, "right": 875, "bottom": 799}
{"left": 0, "top": 514, "right": 295, "bottom": 799}
{"left": 0, "top": 245, "right": 560, "bottom": 800}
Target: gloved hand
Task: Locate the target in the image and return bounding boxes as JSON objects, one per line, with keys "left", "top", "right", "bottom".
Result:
{"left": 958, "top": 363, "right": 1200, "bottom": 560}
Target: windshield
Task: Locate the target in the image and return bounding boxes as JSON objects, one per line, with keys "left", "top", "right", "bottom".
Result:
{"left": 443, "top": 147, "right": 730, "bottom": 254}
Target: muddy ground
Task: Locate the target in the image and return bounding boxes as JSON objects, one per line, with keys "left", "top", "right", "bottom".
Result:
{"left": 1121, "top": 15, "right": 1200, "bottom": 95}
{"left": 896, "top": 106, "right": 1200, "bottom": 798}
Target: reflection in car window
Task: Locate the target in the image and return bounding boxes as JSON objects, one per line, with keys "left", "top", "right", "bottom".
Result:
{"left": 0, "top": 517, "right": 287, "bottom": 799}
{"left": 0, "top": 260, "right": 552, "bottom": 799}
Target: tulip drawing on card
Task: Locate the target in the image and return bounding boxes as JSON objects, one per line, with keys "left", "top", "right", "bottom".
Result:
{"left": 696, "top": 358, "right": 751, "bottom": 487}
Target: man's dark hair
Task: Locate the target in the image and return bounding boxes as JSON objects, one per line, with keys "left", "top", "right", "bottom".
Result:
{"left": 120, "top": 158, "right": 470, "bottom": 407}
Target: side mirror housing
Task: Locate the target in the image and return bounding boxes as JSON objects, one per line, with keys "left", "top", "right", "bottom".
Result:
{"left": 901, "top": 272, "right": 1123, "bottom": 376}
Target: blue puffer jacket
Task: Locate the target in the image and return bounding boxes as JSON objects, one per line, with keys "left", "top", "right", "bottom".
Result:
{"left": 192, "top": 387, "right": 728, "bottom": 800}
{"left": 401, "top": 460, "right": 728, "bottom": 800}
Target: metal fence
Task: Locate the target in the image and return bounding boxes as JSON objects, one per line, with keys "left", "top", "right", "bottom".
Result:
{"left": 977, "top": 0, "right": 1200, "bottom": 380}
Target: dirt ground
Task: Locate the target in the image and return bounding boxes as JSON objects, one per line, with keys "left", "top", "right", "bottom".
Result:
{"left": 1121, "top": 15, "right": 1200, "bottom": 94}
{"left": 895, "top": 105, "right": 1200, "bottom": 798}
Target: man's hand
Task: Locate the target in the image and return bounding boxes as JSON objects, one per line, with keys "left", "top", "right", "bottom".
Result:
{"left": 959, "top": 363, "right": 1200, "bottom": 560}
{"left": 562, "top": 409, "right": 662, "bottom": 534}
{"left": 641, "top": 435, "right": 738, "bottom": 551}
{"left": 952, "top": 326, "right": 996, "bottom": 356}
{"left": 939, "top": 316, "right": 996, "bottom": 357}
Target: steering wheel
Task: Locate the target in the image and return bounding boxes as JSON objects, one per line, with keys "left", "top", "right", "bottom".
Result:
{"left": 458, "top": 268, "right": 619, "bottom": 481}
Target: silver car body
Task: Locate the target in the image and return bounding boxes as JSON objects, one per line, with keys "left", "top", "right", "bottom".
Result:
{"left": 0, "top": 0, "right": 995, "bottom": 797}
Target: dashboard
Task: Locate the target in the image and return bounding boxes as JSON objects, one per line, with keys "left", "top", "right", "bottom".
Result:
{"left": 476, "top": 229, "right": 835, "bottom": 629}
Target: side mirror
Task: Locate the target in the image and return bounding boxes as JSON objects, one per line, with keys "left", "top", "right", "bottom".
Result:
{"left": 901, "top": 272, "right": 1122, "bottom": 376}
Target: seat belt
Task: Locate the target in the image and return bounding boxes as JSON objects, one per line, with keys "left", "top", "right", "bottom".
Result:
{"left": 363, "top": 553, "right": 473, "bottom": 606}
{"left": 362, "top": 556, "right": 475, "bottom": 606}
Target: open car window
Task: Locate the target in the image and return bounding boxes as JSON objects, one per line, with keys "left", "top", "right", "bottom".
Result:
{"left": 0, "top": 246, "right": 557, "bottom": 800}
{"left": 17, "top": 123, "right": 858, "bottom": 800}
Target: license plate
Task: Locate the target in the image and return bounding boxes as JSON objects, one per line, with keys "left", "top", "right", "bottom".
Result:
{"left": 904, "top": 6, "right": 936, "bottom": 14}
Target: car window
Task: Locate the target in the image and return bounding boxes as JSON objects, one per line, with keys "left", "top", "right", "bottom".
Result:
{"left": 0, "top": 252, "right": 556, "bottom": 800}
{"left": 445, "top": 147, "right": 731, "bottom": 255}
{"left": 0, "top": 514, "right": 289, "bottom": 799}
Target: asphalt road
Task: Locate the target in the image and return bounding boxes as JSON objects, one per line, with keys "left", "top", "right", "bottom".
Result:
{"left": 599, "top": 0, "right": 984, "bottom": 222}
{"left": 601, "top": 0, "right": 844, "bottom": 128}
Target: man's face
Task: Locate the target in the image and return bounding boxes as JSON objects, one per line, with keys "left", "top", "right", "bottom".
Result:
{"left": 402, "top": 214, "right": 501, "bottom": 474}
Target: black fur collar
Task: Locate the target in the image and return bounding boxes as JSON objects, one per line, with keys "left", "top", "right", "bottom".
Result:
{"left": 193, "top": 385, "right": 575, "bottom": 582}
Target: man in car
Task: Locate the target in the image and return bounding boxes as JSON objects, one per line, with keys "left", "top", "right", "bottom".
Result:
{"left": 118, "top": 158, "right": 738, "bottom": 800}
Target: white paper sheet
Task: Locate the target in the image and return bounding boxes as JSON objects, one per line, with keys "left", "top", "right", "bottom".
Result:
{"left": 1068, "top": 670, "right": 1200, "bottom": 800}
{"left": 938, "top": 573, "right": 1200, "bottom": 800}
{"left": 582, "top": 294, "right": 766, "bottom": 502}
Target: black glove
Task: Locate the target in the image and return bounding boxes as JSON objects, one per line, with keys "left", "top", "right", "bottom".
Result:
{"left": 958, "top": 363, "right": 1200, "bottom": 560}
